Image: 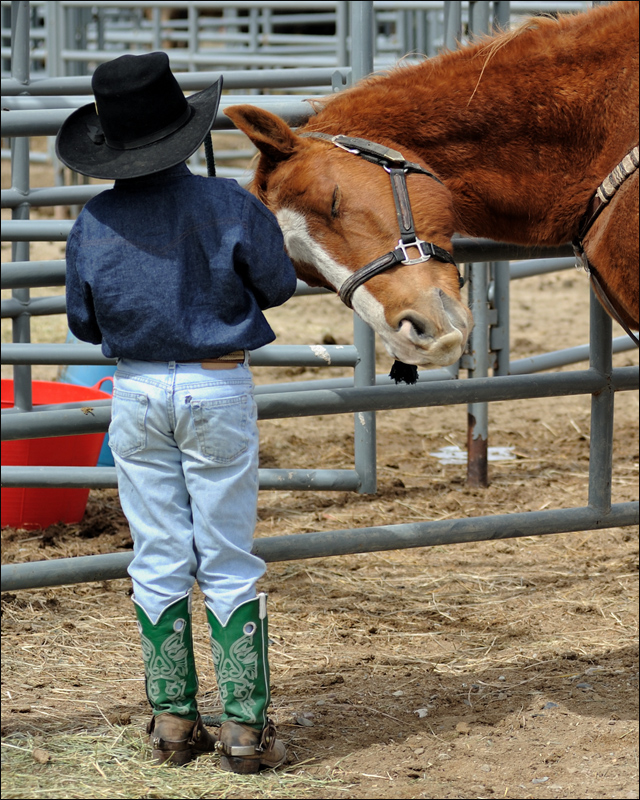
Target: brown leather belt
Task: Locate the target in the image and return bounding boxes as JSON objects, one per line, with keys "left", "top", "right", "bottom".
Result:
{"left": 183, "top": 350, "right": 246, "bottom": 369}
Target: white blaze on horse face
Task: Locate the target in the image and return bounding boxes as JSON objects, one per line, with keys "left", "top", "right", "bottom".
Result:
{"left": 275, "top": 207, "right": 467, "bottom": 367}
{"left": 275, "top": 208, "right": 352, "bottom": 290}
{"left": 276, "top": 207, "right": 387, "bottom": 335}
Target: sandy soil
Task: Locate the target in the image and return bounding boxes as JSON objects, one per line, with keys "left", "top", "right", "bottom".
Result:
{"left": 1, "top": 140, "right": 638, "bottom": 799}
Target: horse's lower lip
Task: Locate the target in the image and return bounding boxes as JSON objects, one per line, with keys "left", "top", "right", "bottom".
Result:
{"left": 384, "top": 327, "right": 468, "bottom": 367}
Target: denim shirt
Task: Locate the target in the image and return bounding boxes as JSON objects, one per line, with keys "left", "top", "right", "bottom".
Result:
{"left": 65, "top": 163, "right": 298, "bottom": 361}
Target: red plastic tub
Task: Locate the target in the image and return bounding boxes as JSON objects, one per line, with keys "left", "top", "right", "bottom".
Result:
{"left": 1, "top": 379, "right": 112, "bottom": 530}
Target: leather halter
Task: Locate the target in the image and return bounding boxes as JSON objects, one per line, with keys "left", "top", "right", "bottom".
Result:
{"left": 573, "top": 145, "right": 639, "bottom": 346}
{"left": 299, "top": 131, "right": 462, "bottom": 309}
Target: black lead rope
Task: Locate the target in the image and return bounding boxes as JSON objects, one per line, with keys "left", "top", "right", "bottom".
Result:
{"left": 300, "top": 131, "right": 462, "bottom": 384}
{"left": 204, "top": 133, "right": 216, "bottom": 178}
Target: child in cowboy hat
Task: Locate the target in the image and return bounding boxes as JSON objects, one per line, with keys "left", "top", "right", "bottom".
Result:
{"left": 56, "top": 51, "right": 297, "bottom": 772}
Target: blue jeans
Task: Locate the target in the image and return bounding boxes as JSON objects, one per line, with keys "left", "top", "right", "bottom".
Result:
{"left": 109, "top": 358, "right": 265, "bottom": 624}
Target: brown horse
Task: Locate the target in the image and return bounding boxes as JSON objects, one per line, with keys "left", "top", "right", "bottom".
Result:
{"left": 225, "top": 1, "right": 639, "bottom": 368}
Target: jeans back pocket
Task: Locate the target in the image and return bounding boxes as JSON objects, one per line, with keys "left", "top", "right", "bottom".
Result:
{"left": 190, "top": 394, "right": 249, "bottom": 464}
{"left": 109, "top": 389, "right": 149, "bottom": 458}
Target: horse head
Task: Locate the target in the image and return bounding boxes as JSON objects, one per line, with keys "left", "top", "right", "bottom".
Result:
{"left": 225, "top": 105, "right": 473, "bottom": 368}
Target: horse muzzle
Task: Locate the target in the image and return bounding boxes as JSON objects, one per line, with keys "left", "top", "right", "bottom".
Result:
{"left": 383, "top": 288, "right": 473, "bottom": 367}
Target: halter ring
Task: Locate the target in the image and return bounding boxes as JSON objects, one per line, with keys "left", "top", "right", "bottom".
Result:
{"left": 394, "top": 238, "right": 435, "bottom": 265}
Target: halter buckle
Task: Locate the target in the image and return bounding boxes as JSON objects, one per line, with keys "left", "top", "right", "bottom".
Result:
{"left": 395, "top": 238, "right": 434, "bottom": 265}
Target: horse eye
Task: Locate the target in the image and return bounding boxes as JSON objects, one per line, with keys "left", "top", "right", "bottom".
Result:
{"left": 331, "top": 185, "right": 341, "bottom": 218}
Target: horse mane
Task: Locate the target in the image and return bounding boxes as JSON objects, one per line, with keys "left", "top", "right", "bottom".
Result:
{"left": 303, "top": 1, "right": 638, "bottom": 134}
{"left": 464, "top": 16, "right": 558, "bottom": 105}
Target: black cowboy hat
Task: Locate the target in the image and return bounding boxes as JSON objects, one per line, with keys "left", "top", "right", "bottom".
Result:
{"left": 55, "top": 51, "right": 222, "bottom": 180}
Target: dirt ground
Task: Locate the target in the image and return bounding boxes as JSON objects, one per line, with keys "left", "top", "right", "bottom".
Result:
{"left": 1, "top": 140, "right": 638, "bottom": 799}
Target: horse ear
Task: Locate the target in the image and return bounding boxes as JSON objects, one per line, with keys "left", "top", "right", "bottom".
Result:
{"left": 224, "top": 105, "right": 298, "bottom": 164}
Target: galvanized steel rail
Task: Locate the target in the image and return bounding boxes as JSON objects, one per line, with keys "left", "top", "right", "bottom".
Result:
{"left": 2, "top": 504, "right": 634, "bottom": 593}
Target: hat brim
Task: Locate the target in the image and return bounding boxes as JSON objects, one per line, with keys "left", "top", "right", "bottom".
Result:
{"left": 55, "top": 77, "right": 223, "bottom": 180}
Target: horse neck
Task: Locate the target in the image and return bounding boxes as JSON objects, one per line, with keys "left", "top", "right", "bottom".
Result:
{"left": 312, "top": 3, "right": 639, "bottom": 246}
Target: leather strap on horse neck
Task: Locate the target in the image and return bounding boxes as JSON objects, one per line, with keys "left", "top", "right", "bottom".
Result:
{"left": 573, "top": 145, "right": 639, "bottom": 346}
{"left": 575, "top": 146, "right": 639, "bottom": 245}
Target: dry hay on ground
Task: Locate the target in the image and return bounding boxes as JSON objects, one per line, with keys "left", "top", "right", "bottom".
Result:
{"left": 1, "top": 515, "right": 638, "bottom": 799}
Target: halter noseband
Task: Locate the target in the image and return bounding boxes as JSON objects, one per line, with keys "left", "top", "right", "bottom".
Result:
{"left": 299, "top": 131, "right": 463, "bottom": 309}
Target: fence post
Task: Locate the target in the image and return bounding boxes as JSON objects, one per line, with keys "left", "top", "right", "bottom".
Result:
{"left": 493, "top": 1, "right": 511, "bottom": 29}
{"left": 588, "top": 290, "right": 614, "bottom": 514}
{"left": 336, "top": 1, "right": 349, "bottom": 67}
{"left": 9, "top": 0, "right": 33, "bottom": 411}
{"left": 469, "top": 0, "right": 491, "bottom": 36}
{"left": 491, "top": 261, "right": 510, "bottom": 376}
{"left": 443, "top": 1, "right": 462, "bottom": 50}
{"left": 465, "top": 2, "right": 494, "bottom": 486}
{"left": 466, "top": 261, "right": 490, "bottom": 485}
{"left": 350, "top": 1, "right": 377, "bottom": 493}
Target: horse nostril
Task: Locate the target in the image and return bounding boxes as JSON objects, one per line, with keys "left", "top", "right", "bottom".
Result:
{"left": 399, "top": 315, "right": 427, "bottom": 337}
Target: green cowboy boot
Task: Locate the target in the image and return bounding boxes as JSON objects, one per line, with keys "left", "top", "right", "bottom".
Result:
{"left": 134, "top": 592, "right": 217, "bottom": 765}
{"left": 206, "top": 593, "right": 286, "bottom": 773}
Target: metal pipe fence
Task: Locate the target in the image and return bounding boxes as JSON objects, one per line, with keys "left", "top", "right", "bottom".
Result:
{"left": 1, "top": 1, "right": 591, "bottom": 81}
{"left": 1, "top": 503, "right": 633, "bottom": 593}
{"left": 2, "top": 1, "right": 637, "bottom": 593}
